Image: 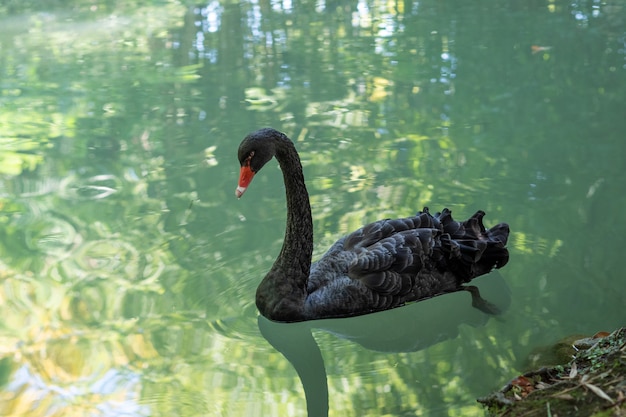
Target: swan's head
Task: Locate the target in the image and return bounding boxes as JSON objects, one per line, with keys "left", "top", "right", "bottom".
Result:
{"left": 236, "top": 128, "right": 281, "bottom": 198}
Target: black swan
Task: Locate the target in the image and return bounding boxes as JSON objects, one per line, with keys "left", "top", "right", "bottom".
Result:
{"left": 236, "top": 128, "right": 510, "bottom": 322}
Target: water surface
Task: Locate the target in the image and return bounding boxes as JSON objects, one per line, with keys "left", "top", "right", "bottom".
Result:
{"left": 0, "top": 1, "right": 625, "bottom": 416}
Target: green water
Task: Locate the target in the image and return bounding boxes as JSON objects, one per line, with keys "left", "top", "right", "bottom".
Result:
{"left": 1, "top": 1, "right": 625, "bottom": 416}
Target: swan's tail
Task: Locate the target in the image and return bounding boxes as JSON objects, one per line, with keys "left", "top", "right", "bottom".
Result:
{"left": 423, "top": 207, "right": 510, "bottom": 283}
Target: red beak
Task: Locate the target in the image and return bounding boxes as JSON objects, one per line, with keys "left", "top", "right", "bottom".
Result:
{"left": 236, "top": 165, "right": 255, "bottom": 198}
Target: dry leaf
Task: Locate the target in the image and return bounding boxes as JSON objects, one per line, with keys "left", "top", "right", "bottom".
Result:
{"left": 511, "top": 375, "right": 535, "bottom": 397}
{"left": 585, "top": 383, "right": 614, "bottom": 404}
{"left": 531, "top": 45, "right": 553, "bottom": 54}
{"left": 552, "top": 393, "right": 575, "bottom": 400}
{"left": 569, "top": 362, "right": 578, "bottom": 379}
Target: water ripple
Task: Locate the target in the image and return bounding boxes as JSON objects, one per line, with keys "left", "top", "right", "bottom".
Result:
{"left": 24, "top": 213, "right": 81, "bottom": 256}
{"left": 59, "top": 174, "right": 121, "bottom": 200}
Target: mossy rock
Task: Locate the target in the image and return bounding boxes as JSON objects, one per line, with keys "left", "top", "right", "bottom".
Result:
{"left": 479, "top": 327, "right": 626, "bottom": 417}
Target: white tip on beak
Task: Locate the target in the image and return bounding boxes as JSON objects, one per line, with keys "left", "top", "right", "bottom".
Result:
{"left": 235, "top": 186, "right": 247, "bottom": 198}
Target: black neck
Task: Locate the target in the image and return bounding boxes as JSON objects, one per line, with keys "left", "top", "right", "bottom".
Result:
{"left": 276, "top": 138, "right": 314, "bottom": 276}
{"left": 256, "top": 134, "right": 313, "bottom": 321}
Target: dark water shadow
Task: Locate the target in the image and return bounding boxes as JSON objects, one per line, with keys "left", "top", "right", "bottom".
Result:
{"left": 257, "top": 273, "right": 511, "bottom": 417}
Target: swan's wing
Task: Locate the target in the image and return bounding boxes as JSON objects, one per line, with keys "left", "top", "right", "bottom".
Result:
{"left": 351, "top": 233, "right": 439, "bottom": 295}
{"left": 343, "top": 208, "right": 509, "bottom": 296}
{"left": 343, "top": 213, "right": 438, "bottom": 250}
{"left": 305, "top": 208, "right": 509, "bottom": 319}
{"left": 434, "top": 208, "right": 509, "bottom": 279}
{"left": 345, "top": 216, "right": 441, "bottom": 296}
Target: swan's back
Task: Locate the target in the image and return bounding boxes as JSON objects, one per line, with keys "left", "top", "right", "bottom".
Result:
{"left": 305, "top": 208, "right": 509, "bottom": 319}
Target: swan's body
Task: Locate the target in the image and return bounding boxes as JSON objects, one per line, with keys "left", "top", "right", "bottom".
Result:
{"left": 237, "top": 128, "right": 510, "bottom": 322}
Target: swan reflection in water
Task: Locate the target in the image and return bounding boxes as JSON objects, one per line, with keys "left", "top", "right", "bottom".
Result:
{"left": 258, "top": 273, "right": 510, "bottom": 417}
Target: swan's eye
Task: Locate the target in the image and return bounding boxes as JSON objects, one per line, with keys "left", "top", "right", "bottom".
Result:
{"left": 244, "top": 151, "right": 255, "bottom": 166}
